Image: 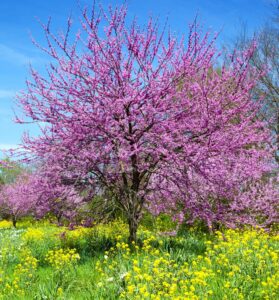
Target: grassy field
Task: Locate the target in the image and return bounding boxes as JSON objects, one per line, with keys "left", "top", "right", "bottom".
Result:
{"left": 0, "top": 218, "right": 278, "bottom": 300}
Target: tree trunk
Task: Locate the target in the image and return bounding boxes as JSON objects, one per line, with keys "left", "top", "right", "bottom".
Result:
{"left": 128, "top": 216, "right": 139, "bottom": 244}
{"left": 56, "top": 212, "right": 63, "bottom": 224}
{"left": 12, "top": 215, "right": 17, "bottom": 228}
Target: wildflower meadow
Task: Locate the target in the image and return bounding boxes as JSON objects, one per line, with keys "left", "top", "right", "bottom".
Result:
{"left": 0, "top": 218, "right": 278, "bottom": 299}
{"left": 0, "top": 2, "right": 278, "bottom": 299}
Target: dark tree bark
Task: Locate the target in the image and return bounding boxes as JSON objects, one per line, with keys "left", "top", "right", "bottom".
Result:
{"left": 12, "top": 215, "right": 17, "bottom": 228}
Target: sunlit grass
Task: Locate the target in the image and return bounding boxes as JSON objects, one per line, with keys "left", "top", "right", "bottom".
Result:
{"left": 0, "top": 218, "right": 278, "bottom": 299}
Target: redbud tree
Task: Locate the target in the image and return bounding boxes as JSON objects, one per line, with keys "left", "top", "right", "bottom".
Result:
{"left": 17, "top": 5, "right": 275, "bottom": 241}
{"left": 25, "top": 171, "right": 84, "bottom": 223}
{"left": 0, "top": 173, "right": 35, "bottom": 227}
{"left": 0, "top": 170, "right": 84, "bottom": 226}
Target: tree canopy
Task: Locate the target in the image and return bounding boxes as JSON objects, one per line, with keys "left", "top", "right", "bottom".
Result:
{"left": 13, "top": 5, "right": 277, "bottom": 241}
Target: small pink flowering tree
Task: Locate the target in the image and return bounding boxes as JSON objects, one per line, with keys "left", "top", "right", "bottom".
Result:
{"left": 0, "top": 170, "right": 84, "bottom": 226}
{"left": 29, "top": 171, "right": 84, "bottom": 223}
{"left": 229, "top": 177, "right": 278, "bottom": 228}
{"left": 17, "top": 5, "right": 275, "bottom": 241}
{"left": 0, "top": 174, "right": 35, "bottom": 227}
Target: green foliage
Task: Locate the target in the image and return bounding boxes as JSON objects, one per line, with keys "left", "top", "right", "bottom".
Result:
{"left": 0, "top": 159, "right": 26, "bottom": 186}
{"left": 140, "top": 212, "right": 177, "bottom": 232}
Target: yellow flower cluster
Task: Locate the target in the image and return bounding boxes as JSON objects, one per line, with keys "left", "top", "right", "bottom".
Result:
{"left": 0, "top": 218, "right": 277, "bottom": 299}
{"left": 95, "top": 227, "right": 278, "bottom": 300}
{"left": 45, "top": 248, "right": 80, "bottom": 270}
{"left": 205, "top": 229, "right": 279, "bottom": 299}
{"left": 22, "top": 228, "right": 44, "bottom": 242}
{"left": 93, "top": 219, "right": 129, "bottom": 238}
{"left": 118, "top": 238, "right": 214, "bottom": 299}
{"left": 65, "top": 226, "right": 91, "bottom": 241}
{"left": 0, "top": 220, "right": 13, "bottom": 229}
{"left": 0, "top": 250, "right": 38, "bottom": 297}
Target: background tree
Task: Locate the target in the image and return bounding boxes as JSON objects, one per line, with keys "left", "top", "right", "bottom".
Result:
{"left": 0, "top": 173, "right": 35, "bottom": 227}
{"left": 0, "top": 169, "right": 84, "bottom": 226}
{"left": 232, "top": 2, "right": 279, "bottom": 162}
{"left": 30, "top": 170, "right": 85, "bottom": 223}
{"left": 16, "top": 5, "right": 275, "bottom": 242}
{"left": 0, "top": 158, "right": 25, "bottom": 186}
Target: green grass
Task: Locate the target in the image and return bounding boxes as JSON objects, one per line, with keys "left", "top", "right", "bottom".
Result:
{"left": 0, "top": 218, "right": 278, "bottom": 299}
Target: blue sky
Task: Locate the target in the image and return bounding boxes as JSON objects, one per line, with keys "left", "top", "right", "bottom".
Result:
{"left": 0, "top": 0, "right": 274, "bottom": 155}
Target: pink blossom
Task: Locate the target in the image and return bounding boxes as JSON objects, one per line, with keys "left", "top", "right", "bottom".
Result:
{"left": 15, "top": 5, "right": 277, "bottom": 239}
